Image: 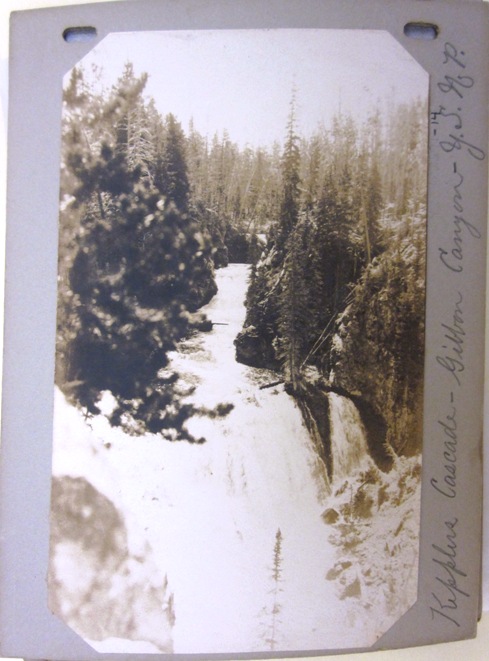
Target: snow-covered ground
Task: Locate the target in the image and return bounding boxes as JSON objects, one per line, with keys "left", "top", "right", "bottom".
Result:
{"left": 51, "top": 264, "right": 420, "bottom": 654}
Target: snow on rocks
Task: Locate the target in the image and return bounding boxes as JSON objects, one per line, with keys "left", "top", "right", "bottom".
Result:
{"left": 324, "top": 455, "right": 422, "bottom": 641}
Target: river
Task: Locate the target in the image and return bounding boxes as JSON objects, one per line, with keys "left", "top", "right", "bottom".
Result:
{"left": 155, "top": 263, "right": 360, "bottom": 653}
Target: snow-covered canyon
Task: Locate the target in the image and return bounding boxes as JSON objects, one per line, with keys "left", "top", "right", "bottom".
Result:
{"left": 50, "top": 264, "right": 420, "bottom": 654}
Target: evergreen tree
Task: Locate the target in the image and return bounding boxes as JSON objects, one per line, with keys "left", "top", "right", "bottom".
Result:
{"left": 277, "top": 217, "right": 314, "bottom": 390}
{"left": 275, "top": 93, "right": 301, "bottom": 247}
{"left": 154, "top": 113, "right": 190, "bottom": 212}
{"left": 260, "top": 528, "right": 284, "bottom": 651}
{"left": 112, "top": 63, "right": 152, "bottom": 176}
{"left": 186, "top": 118, "right": 208, "bottom": 203}
{"left": 302, "top": 133, "right": 323, "bottom": 211}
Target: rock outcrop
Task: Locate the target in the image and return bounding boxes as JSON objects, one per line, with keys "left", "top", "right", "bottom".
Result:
{"left": 49, "top": 475, "right": 174, "bottom": 652}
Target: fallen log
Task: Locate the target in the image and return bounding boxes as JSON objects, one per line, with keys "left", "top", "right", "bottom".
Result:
{"left": 259, "top": 379, "right": 285, "bottom": 390}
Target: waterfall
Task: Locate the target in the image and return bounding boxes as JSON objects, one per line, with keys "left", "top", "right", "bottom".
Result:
{"left": 327, "top": 392, "right": 372, "bottom": 482}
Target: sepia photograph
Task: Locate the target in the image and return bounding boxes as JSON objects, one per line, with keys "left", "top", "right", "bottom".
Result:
{"left": 49, "top": 28, "right": 428, "bottom": 654}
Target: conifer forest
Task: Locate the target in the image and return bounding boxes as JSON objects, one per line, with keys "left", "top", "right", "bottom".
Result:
{"left": 51, "top": 33, "right": 428, "bottom": 654}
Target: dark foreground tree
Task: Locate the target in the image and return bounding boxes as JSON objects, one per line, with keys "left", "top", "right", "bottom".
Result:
{"left": 56, "top": 66, "right": 225, "bottom": 441}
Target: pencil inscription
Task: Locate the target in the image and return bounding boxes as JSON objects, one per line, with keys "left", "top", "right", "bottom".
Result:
{"left": 435, "top": 292, "right": 464, "bottom": 387}
{"left": 430, "top": 394, "right": 458, "bottom": 499}
{"left": 438, "top": 164, "right": 481, "bottom": 274}
{"left": 426, "top": 40, "right": 484, "bottom": 631}
{"left": 430, "top": 518, "right": 470, "bottom": 628}
{"left": 435, "top": 43, "right": 485, "bottom": 161}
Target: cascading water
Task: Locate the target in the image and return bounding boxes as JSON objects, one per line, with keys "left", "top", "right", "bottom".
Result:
{"left": 327, "top": 391, "right": 372, "bottom": 482}
{"left": 51, "top": 265, "right": 416, "bottom": 654}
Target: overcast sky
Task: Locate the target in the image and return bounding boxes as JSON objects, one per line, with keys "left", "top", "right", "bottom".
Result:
{"left": 71, "top": 29, "right": 428, "bottom": 149}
